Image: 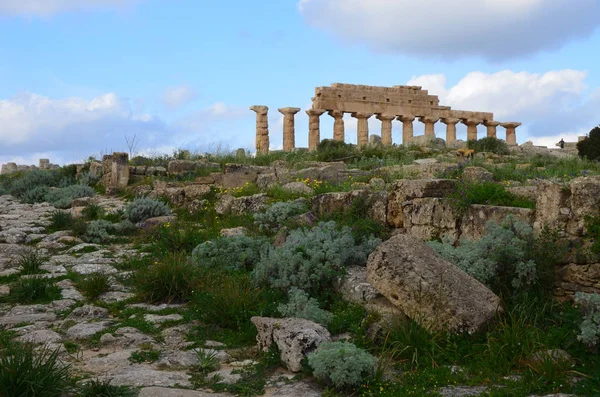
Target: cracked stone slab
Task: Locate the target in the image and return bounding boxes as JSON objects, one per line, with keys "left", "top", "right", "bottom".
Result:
{"left": 100, "top": 366, "right": 191, "bottom": 388}
{"left": 65, "top": 320, "right": 112, "bottom": 340}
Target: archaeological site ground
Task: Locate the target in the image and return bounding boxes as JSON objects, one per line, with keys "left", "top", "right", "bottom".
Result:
{"left": 1, "top": 84, "right": 600, "bottom": 397}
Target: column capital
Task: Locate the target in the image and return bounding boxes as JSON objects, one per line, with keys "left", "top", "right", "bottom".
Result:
{"left": 306, "top": 109, "right": 326, "bottom": 117}
{"left": 500, "top": 122, "right": 522, "bottom": 128}
{"left": 278, "top": 107, "right": 301, "bottom": 115}
{"left": 250, "top": 105, "right": 268, "bottom": 114}
{"left": 441, "top": 117, "right": 460, "bottom": 125}
{"left": 462, "top": 118, "right": 482, "bottom": 126}
{"left": 351, "top": 112, "right": 373, "bottom": 119}
{"left": 397, "top": 115, "right": 416, "bottom": 123}
{"left": 418, "top": 116, "right": 439, "bottom": 123}
{"left": 376, "top": 113, "right": 396, "bottom": 121}
{"left": 328, "top": 110, "right": 344, "bottom": 118}
{"left": 483, "top": 120, "right": 500, "bottom": 127}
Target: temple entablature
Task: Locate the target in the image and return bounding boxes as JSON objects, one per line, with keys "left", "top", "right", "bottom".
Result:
{"left": 251, "top": 83, "right": 521, "bottom": 152}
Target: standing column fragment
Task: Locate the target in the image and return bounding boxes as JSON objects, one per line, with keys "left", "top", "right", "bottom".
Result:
{"left": 398, "top": 115, "right": 415, "bottom": 146}
{"left": 306, "top": 109, "right": 326, "bottom": 151}
{"left": 250, "top": 105, "right": 270, "bottom": 154}
{"left": 500, "top": 122, "right": 521, "bottom": 145}
{"left": 352, "top": 112, "right": 373, "bottom": 147}
{"left": 441, "top": 118, "right": 460, "bottom": 143}
{"left": 328, "top": 110, "right": 345, "bottom": 142}
{"left": 376, "top": 114, "right": 396, "bottom": 146}
{"left": 278, "top": 107, "right": 301, "bottom": 152}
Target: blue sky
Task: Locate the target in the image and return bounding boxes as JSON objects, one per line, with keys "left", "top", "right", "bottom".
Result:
{"left": 1, "top": 0, "right": 600, "bottom": 165}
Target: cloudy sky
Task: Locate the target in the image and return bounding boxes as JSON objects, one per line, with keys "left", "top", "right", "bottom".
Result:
{"left": 1, "top": 0, "right": 600, "bottom": 165}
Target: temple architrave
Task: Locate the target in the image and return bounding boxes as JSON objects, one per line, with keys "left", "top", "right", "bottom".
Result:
{"left": 250, "top": 83, "right": 521, "bottom": 153}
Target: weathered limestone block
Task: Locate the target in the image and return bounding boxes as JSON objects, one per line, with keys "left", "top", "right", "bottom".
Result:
{"left": 311, "top": 190, "right": 388, "bottom": 224}
{"left": 461, "top": 166, "right": 494, "bottom": 183}
{"left": 460, "top": 205, "right": 535, "bottom": 241}
{"left": 1, "top": 162, "right": 18, "bottom": 174}
{"left": 39, "top": 159, "right": 50, "bottom": 170}
{"left": 534, "top": 180, "right": 570, "bottom": 235}
{"left": 558, "top": 263, "right": 600, "bottom": 296}
{"left": 567, "top": 176, "right": 600, "bottom": 236}
{"left": 291, "top": 162, "right": 347, "bottom": 183}
{"left": 366, "top": 234, "right": 502, "bottom": 333}
{"left": 215, "top": 164, "right": 270, "bottom": 189}
{"left": 387, "top": 179, "right": 456, "bottom": 228}
{"left": 251, "top": 316, "right": 331, "bottom": 372}
{"left": 338, "top": 266, "right": 406, "bottom": 323}
{"left": 402, "top": 198, "right": 459, "bottom": 241}
{"left": 506, "top": 186, "right": 538, "bottom": 203}
{"left": 111, "top": 152, "right": 130, "bottom": 188}
{"left": 229, "top": 193, "right": 269, "bottom": 216}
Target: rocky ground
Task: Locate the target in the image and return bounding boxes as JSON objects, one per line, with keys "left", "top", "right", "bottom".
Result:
{"left": 0, "top": 194, "right": 324, "bottom": 397}
{"left": 0, "top": 192, "right": 586, "bottom": 397}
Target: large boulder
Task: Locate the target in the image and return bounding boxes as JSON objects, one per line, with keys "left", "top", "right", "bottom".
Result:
{"left": 251, "top": 317, "right": 331, "bottom": 372}
{"left": 366, "top": 234, "right": 502, "bottom": 334}
{"left": 533, "top": 180, "right": 570, "bottom": 235}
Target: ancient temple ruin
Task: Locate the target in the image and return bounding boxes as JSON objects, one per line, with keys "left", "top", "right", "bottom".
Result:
{"left": 251, "top": 83, "right": 521, "bottom": 153}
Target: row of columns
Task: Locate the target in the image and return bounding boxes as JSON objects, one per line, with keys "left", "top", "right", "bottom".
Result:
{"left": 250, "top": 106, "right": 520, "bottom": 153}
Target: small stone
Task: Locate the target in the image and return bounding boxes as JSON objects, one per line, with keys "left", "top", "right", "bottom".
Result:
{"left": 143, "top": 314, "right": 184, "bottom": 324}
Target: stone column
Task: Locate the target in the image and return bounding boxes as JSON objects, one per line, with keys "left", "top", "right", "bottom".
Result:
{"left": 483, "top": 121, "right": 500, "bottom": 138}
{"left": 278, "top": 107, "right": 301, "bottom": 152}
{"left": 328, "top": 110, "right": 345, "bottom": 142}
{"left": 398, "top": 115, "right": 416, "bottom": 146}
{"left": 351, "top": 112, "right": 373, "bottom": 147}
{"left": 306, "top": 109, "right": 326, "bottom": 151}
{"left": 419, "top": 116, "right": 439, "bottom": 137}
{"left": 441, "top": 118, "right": 460, "bottom": 143}
{"left": 110, "top": 152, "right": 130, "bottom": 188}
{"left": 39, "top": 159, "right": 50, "bottom": 170}
{"left": 462, "top": 119, "right": 481, "bottom": 141}
{"left": 501, "top": 122, "right": 521, "bottom": 146}
{"left": 376, "top": 114, "right": 396, "bottom": 146}
{"left": 250, "top": 105, "right": 269, "bottom": 154}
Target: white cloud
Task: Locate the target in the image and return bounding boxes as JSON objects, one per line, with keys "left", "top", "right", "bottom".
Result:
{"left": 162, "top": 85, "right": 197, "bottom": 110}
{"left": 406, "top": 70, "right": 600, "bottom": 145}
{"left": 0, "top": 0, "right": 139, "bottom": 16}
{"left": 298, "top": 0, "right": 600, "bottom": 60}
{"left": 0, "top": 92, "right": 167, "bottom": 164}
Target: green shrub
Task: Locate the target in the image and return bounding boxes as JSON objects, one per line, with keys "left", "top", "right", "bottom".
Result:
{"left": 78, "top": 379, "right": 137, "bottom": 397}
{"left": 277, "top": 288, "right": 333, "bottom": 325}
{"left": 193, "top": 272, "right": 279, "bottom": 333}
{"left": 44, "top": 184, "right": 95, "bottom": 209}
{"left": 253, "top": 221, "right": 381, "bottom": 296}
{"left": 47, "top": 210, "right": 75, "bottom": 232}
{"left": 0, "top": 343, "right": 71, "bottom": 397}
{"left": 467, "top": 136, "right": 510, "bottom": 155}
{"left": 132, "top": 253, "right": 200, "bottom": 303}
{"left": 584, "top": 215, "right": 600, "bottom": 256}
{"left": 577, "top": 125, "right": 600, "bottom": 161}
{"left": 129, "top": 348, "right": 161, "bottom": 364}
{"left": 76, "top": 272, "right": 111, "bottom": 300}
{"left": 428, "top": 216, "right": 552, "bottom": 299}
{"left": 81, "top": 203, "right": 106, "bottom": 221}
{"left": 4, "top": 277, "right": 61, "bottom": 304}
{"left": 125, "top": 197, "right": 172, "bottom": 223}
{"left": 21, "top": 186, "right": 50, "bottom": 204}
{"left": 113, "top": 219, "right": 136, "bottom": 235}
{"left": 253, "top": 199, "right": 308, "bottom": 233}
{"left": 448, "top": 180, "right": 536, "bottom": 215}
{"left": 574, "top": 292, "right": 600, "bottom": 349}
{"left": 78, "top": 171, "right": 101, "bottom": 187}
{"left": 307, "top": 341, "right": 377, "bottom": 389}
{"left": 17, "top": 250, "right": 45, "bottom": 274}
{"left": 190, "top": 235, "right": 269, "bottom": 271}
{"left": 315, "top": 139, "right": 357, "bottom": 162}
{"left": 84, "top": 220, "right": 115, "bottom": 244}
{"left": 7, "top": 170, "right": 59, "bottom": 199}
